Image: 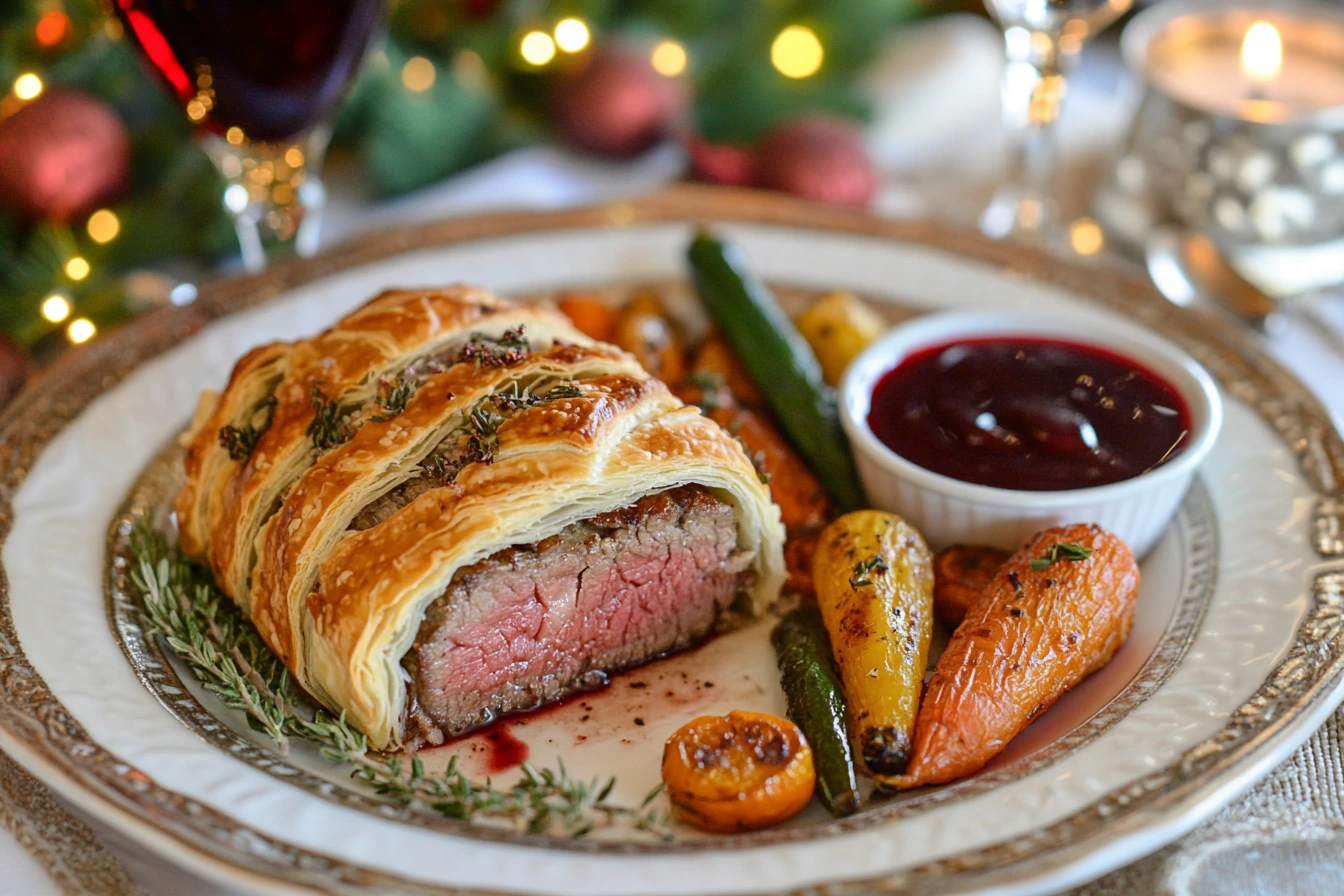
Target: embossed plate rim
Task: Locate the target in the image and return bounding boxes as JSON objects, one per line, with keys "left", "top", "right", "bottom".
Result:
{"left": 0, "top": 186, "right": 1340, "bottom": 896}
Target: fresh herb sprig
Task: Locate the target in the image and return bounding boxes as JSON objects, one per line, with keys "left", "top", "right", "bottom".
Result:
{"left": 458, "top": 326, "right": 530, "bottom": 372}
{"left": 307, "top": 382, "right": 353, "bottom": 450}
{"left": 127, "top": 523, "right": 670, "bottom": 839}
{"left": 1030, "top": 542, "right": 1093, "bottom": 571}
{"left": 371, "top": 376, "right": 416, "bottom": 422}
{"left": 218, "top": 397, "right": 277, "bottom": 462}
{"left": 489, "top": 382, "right": 583, "bottom": 413}
{"left": 849, "top": 554, "right": 889, "bottom": 589}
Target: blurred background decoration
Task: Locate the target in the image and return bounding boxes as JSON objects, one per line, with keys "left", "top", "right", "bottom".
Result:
{"left": 0, "top": 0, "right": 965, "bottom": 359}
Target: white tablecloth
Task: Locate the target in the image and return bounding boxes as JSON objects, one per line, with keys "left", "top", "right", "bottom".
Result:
{"left": 2, "top": 14, "right": 1341, "bottom": 896}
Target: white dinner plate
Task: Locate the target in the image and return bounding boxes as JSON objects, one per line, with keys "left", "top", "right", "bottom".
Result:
{"left": 1, "top": 187, "right": 1341, "bottom": 896}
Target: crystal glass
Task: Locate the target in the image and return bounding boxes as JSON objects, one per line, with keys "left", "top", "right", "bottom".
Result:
{"left": 980, "top": 0, "right": 1133, "bottom": 242}
{"left": 114, "top": 0, "right": 383, "bottom": 270}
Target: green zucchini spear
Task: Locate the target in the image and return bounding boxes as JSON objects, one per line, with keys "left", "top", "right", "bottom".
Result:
{"left": 687, "top": 230, "right": 866, "bottom": 512}
{"left": 772, "top": 608, "right": 861, "bottom": 816}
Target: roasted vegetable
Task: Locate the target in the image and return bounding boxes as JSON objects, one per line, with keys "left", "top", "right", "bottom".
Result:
{"left": 892, "top": 524, "right": 1139, "bottom": 789}
{"left": 933, "top": 545, "right": 1011, "bottom": 626}
{"left": 772, "top": 608, "right": 861, "bottom": 816}
{"left": 687, "top": 231, "right": 865, "bottom": 512}
{"left": 708, "top": 406, "right": 830, "bottom": 533}
{"left": 556, "top": 293, "right": 619, "bottom": 343}
{"left": 784, "top": 530, "right": 821, "bottom": 597}
{"left": 794, "top": 290, "right": 887, "bottom": 387}
{"left": 813, "top": 511, "right": 934, "bottom": 776}
{"left": 689, "top": 335, "right": 765, "bottom": 406}
{"left": 662, "top": 710, "right": 816, "bottom": 832}
{"left": 613, "top": 306, "right": 685, "bottom": 385}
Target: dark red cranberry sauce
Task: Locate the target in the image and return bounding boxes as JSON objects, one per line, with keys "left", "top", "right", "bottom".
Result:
{"left": 867, "top": 337, "right": 1192, "bottom": 491}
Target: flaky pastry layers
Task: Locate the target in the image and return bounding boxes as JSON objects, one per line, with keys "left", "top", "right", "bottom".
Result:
{"left": 177, "top": 286, "right": 785, "bottom": 748}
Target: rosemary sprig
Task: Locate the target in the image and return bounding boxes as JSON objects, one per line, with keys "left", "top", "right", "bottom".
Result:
{"left": 307, "top": 382, "right": 353, "bottom": 450}
{"left": 218, "top": 396, "right": 277, "bottom": 462}
{"left": 849, "top": 554, "right": 889, "bottom": 589}
{"left": 1030, "top": 541, "right": 1093, "bottom": 571}
{"left": 126, "top": 523, "right": 669, "bottom": 838}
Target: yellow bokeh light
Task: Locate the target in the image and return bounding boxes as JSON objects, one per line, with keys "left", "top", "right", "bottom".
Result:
{"left": 67, "top": 318, "right": 96, "bottom": 345}
{"left": 285, "top": 146, "right": 304, "bottom": 168}
{"left": 13, "top": 72, "right": 43, "bottom": 101}
{"left": 65, "top": 256, "right": 90, "bottom": 281}
{"left": 771, "top": 25, "right": 823, "bottom": 79}
{"left": 651, "top": 40, "right": 687, "bottom": 77}
{"left": 554, "top": 18, "right": 591, "bottom": 53}
{"left": 520, "top": 30, "right": 556, "bottom": 67}
{"left": 226, "top": 126, "right": 245, "bottom": 145}
{"left": 401, "top": 56, "right": 437, "bottom": 92}
{"left": 87, "top": 209, "right": 120, "bottom": 244}
{"left": 1069, "top": 217, "right": 1105, "bottom": 256}
{"left": 186, "top": 99, "right": 206, "bottom": 121}
{"left": 40, "top": 294, "right": 70, "bottom": 323}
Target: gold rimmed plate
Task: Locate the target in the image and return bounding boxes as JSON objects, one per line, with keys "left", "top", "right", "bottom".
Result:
{"left": 0, "top": 187, "right": 1341, "bottom": 895}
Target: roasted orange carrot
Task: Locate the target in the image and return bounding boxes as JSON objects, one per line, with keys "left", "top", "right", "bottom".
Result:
{"left": 932, "top": 545, "right": 1011, "bottom": 626}
{"left": 709, "top": 406, "right": 830, "bottom": 533}
{"left": 890, "top": 524, "right": 1139, "bottom": 789}
{"left": 784, "top": 530, "right": 821, "bottom": 597}
{"left": 556, "top": 293, "right": 619, "bottom": 343}
{"left": 689, "top": 335, "right": 765, "bottom": 407}
{"left": 613, "top": 308, "right": 685, "bottom": 385}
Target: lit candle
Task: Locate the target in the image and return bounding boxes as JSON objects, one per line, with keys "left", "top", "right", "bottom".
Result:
{"left": 1142, "top": 10, "right": 1344, "bottom": 123}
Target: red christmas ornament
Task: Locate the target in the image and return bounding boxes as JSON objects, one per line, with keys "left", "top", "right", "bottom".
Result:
{"left": 687, "top": 133, "right": 755, "bottom": 188}
{"left": 753, "top": 115, "right": 877, "bottom": 207}
{"left": 551, "top": 45, "right": 687, "bottom": 158}
{"left": 0, "top": 88, "right": 131, "bottom": 223}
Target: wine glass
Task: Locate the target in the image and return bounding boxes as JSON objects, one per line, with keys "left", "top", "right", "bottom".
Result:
{"left": 114, "top": 0, "right": 384, "bottom": 271}
{"left": 979, "top": 0, "right": 1133, "bottom": 243}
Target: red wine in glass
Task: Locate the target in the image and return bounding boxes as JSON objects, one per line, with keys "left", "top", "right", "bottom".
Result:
{"left": 115, "top": 0, "right": 382, "bottom": 139}
{"left": 114, "top": 0, "right": 384, "bottom": 268}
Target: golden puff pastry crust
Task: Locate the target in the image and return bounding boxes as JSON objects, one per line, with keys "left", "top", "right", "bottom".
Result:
{"left": 179, "top": 286, "right": 786, "bottom": 749}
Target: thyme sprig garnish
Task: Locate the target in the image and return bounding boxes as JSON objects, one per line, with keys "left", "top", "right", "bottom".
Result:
{"left": 1030, "top": 541, "right": 1093, "bottom": 570}
{"left": 489, "top": 382, "right": 583, "bottom": 413}
{"left": 127, "top": 523, "right": 670, "bottom": 839}
{"left": 849, "top": 554, "right": 889, "bottom": 589}
{"left": 218, "top": 396, "right": 277, "bottom": 462}
{"left": 371, "top": 376, "right": 416, "bottom": 422}
{"left": 306, "top": 382, "right": 353, "bottom": 450}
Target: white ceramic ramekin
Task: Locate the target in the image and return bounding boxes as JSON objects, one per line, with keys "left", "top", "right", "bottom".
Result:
{"left": 839, "top": 310, "right": 1223, "bottom": 558}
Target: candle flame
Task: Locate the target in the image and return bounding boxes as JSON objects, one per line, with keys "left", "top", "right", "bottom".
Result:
{"left": 1241, "top": 21, "right": 1282, "bottom": 83}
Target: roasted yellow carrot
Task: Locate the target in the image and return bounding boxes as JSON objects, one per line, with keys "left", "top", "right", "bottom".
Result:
{"left": 812, "top": 511, "right": 934, "bottom": 776}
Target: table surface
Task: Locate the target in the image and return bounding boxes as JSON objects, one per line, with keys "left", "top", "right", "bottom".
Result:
{"left": 2, "top": 14, "right": 1342, "bottom": 896}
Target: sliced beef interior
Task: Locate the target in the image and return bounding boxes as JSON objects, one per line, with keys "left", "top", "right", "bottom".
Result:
{"left": 403, "top": 485, "right": 751, "bottom": 745}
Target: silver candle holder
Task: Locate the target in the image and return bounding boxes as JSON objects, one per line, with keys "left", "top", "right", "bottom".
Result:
{"left": 1106, "top": 0, "right": 1344, "bottom": 295}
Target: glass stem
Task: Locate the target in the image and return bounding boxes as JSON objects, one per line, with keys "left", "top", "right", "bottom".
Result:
{"left": 982, "top": 29, "right": 1079, "bottom": 239}
{"left": 203, "top": 124, "right": 331, "bottom": 272}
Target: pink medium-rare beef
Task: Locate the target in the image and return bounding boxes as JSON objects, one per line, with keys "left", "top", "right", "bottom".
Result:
{"left": 402, "top": 486, "right": 752, "bottom": 745}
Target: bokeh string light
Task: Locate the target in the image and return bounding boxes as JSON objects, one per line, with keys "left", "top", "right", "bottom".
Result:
{"left": 87, "top": 209, "right": 121, "bottom": 245}
{"left": 554, "top": 18, "right": 591, "bottom": 53}
{"left": 66, "top": 318, "right": 96, "bottom": 345}
{"left": 651, "top": 40, "right": 688, "bottom": 77}
{"left": 771, "top": 25, "right": 824, "bottom": 79}
{"left": 13, "top": 72, "right": 43, "bottom": 100}
{"left": 40, "top": 295, "right": 71, "bottom": 324}
{"left": 520, "top": 30, "right": 557, "bottom": 67}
